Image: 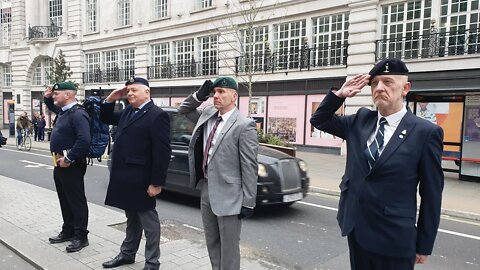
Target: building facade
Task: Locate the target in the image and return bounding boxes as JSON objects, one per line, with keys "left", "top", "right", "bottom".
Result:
{"left": 1, "top": 0, "right": 480, "bottom": 176}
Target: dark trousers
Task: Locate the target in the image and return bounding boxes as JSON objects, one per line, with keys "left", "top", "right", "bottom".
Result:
{"left": 120, "top": 209, "right": 161, "bottom": 270}
{"left": 34, "top": 126, "right": 38, "bottom": 141}
{"left": 53, "top": 160, "right": 89, "bottom": 239}
{"left": 38, "top": 127, "right": 45, "bottom": 141}
{"left": 347, "top": 232, "right": 415, "bottom": 270}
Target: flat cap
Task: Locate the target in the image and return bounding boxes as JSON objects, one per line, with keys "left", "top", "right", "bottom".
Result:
{"left": 368, "top": 58, "right": 409, "bottom": 85}
{"left": 212, "top": 76, "right": 238, "bottom": 91}
{"left": 53, "top": 81, "right": 77, "bottom": 91}
{"left": 125, "top": 77, "right": 149, "bottom": 87}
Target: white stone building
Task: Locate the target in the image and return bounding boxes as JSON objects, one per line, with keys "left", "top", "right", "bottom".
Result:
{"left": 1, "top": 0, "right": 480, "bottom": 169}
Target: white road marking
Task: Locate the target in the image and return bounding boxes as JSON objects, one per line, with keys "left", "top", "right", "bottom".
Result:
{"left": 1, "top": 148, "right": 108, "bottom": 168}
{"left": 19, "top": 160, "right": 53, "bottom": 169}
{"left": 297, "top": 201, "right": 480, "bottom": 241}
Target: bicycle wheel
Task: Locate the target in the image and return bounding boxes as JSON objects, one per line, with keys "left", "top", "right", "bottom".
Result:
{"left": 23, "top": 136, "right": 32, "bottom": 151}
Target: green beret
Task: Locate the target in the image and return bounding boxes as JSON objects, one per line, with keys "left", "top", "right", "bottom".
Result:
{"left": 212, "top": 76, "right": 238, "bottom": 91}
{"left": 53, "top": 81, "right": 77, "bottom": 91}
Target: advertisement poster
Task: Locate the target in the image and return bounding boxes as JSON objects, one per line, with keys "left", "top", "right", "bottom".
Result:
{"left": 415, "top": 102, "right": 462, "bottom": 152}
{"left": 267, "top": 95, "right": 304, "bottom": 144}
{"left": 170, "top": 96, "right": 213, "bottom": 109}
{"left": 305, "top": 94, "right": 344, "bottom": 147}
{"left": 152, "top": 97, "right": 170, "bottom": 107}
{"left": 239, "top": 96, "right": 266, "bottom": 131}
{"left": 465, "top": 106, "right": 480, "bottom": 142}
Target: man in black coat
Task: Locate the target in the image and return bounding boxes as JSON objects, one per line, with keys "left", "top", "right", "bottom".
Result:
{"left": 44, "top": 82, "right": 91, "bottom": 253}
{"left": 310, "top": 59, "right": 444, "bottom": 270}
{"left": 100, "top": 77, "right": 171, "bottom": 270}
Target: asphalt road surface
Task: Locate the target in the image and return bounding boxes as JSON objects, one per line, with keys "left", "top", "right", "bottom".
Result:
{"left": 1, "top": 146, "right": 479, "bottom": 269}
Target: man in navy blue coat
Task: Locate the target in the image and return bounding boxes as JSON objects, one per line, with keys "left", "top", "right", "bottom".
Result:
{"left": 100, "top": 77, "right": 171, "bottom": 270}
{"left": 310, "top": 59, "right": 444, "bottom": 270}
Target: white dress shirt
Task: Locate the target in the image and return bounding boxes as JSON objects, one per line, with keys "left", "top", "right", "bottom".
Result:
{"left": 366, "top": 106, "right": 407, "bottom": 156}
{"left": 203, "top": 107, "right": 235, "bottom": 164}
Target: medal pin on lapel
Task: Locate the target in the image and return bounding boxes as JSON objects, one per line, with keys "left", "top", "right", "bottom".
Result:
{"left": 399, "top": 129, "right": 407, "bottom": 139}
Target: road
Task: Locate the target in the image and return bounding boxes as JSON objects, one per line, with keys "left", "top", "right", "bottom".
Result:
{"left": 0, "top": 146, "right": 479, "bottom": 269}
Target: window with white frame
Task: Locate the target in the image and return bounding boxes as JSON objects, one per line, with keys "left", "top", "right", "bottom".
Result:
{"left": 49, "top": 0, "right": 62, "bottom": 27}
{"left": 120, "top": 48, "right": 135, "bottom": 80}
{"left": 33, "top": 63, "right": 42, "bottom": 85}
{"left": 440, "top": 0, "right": 480, "bottom": 55}
{"left": 151, "top": 43, "right": 170, "bottom": 78}
{"left": 273, "top": 20, "right": 306, "bottom": 70}
{"left": 199, "top": 35, "right": 218, "bottom": 75}
{"left": 103, "top": 50, "right": 118, "bottom": 82}
{"left": 86, "top": 0, "right": 97, "bottom": 33}
{"left": 154, "top": 0, "right": 168, "bottom": 19}
{"left": 196, "top": 0, "right": 212, "bottom": 10}
{"left": 312, "top": 13, "right": 349, "bottom": 67}
{"left": 44, "top": 58, "right": 53, "bottom": 85}
{"left": 174, "top": 39, "right": 194, "bottom": 77}
{"left": 86, "top": 52, "right": 100, "bottom": 83}
{"left": 3, "top": 63, "right": 11, "bottom": 86}
{"left": 242, "top": 26, "right": 269, "bottom": 72}
{"left": 118, "top": 0, "right": 130, "bottom": 27}
{"left": 379, "top": 0, "right": 432, "bottom": 59}
{"left": 0, "top": 7, "right": 11, "bottom": 46}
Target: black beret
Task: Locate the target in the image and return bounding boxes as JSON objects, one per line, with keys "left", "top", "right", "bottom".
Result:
{"left": 125, "top": 77, "right": 149, "bottom": 87}
{"left": 52, "top": 81, "right": 77, "bottom": 91}
{"left": 368, "top": 59, "right": 409, "bottom": 85}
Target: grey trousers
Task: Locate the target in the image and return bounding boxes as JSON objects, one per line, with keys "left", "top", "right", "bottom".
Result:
{"left": 120, "top": 209, "right": 161, "bottom": 270}
{"left": 201, "top": 180, "right": 242, "bottom": 270}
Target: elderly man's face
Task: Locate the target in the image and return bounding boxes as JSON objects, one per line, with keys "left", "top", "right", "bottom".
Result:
{"left": 53, "top": 90, "right": 73, "bottom": 107}
{"left": 370, "top": 75, "right": 410, "bottom": 116}
{"left": 127, "top": 84, "right": 150, "bottom": 108}
{"left": 213, "top": 87, "right": 237, "bottom": 113}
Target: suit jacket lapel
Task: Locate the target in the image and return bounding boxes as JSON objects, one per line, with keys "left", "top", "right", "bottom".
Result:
{"left": 116, "top": 101, "right": 154, "bottom": 139}
{"left": 192, "top": 107, "right": 218, "bottom": 141}
{"left": 209, "top": 108, "right": 239, "bottom": 160}
{"left": 370, "top": 110, "right": 416, "bottom": 174}
{"left": 359, "top": 113, "right": 378, "bottom": 174}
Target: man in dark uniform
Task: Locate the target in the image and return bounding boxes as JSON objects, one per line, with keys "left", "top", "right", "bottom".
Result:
{"left": 310, "top": 59, "right": 444, "bottom": 270}
{"left": 44, "top": 82, "right": 91, "bottom": 252}
{"left": 100, "top": 77, "right": 171, "bottom": 270}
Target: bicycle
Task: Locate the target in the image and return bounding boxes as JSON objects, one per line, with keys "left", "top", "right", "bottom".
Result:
{"left": 16, "top": 128, "right": 32, "bottom": 151}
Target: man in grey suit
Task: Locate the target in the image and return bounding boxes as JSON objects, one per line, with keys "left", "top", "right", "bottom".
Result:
{"left": 178, "top": 76, "right": 258, "bottom": 270}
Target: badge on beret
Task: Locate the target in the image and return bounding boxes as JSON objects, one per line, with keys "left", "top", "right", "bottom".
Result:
{"left": 384, "top": 63, "right": 390, "bottom": 73}
{"left": 129, "top": 77, "right": 135, "bottom": 83}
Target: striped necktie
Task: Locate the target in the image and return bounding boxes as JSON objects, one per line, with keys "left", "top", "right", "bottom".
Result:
{"left": 365, "top": 117, "right": 388, "bottom": 169}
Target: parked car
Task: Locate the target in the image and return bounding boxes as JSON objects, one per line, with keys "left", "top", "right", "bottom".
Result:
{"left": 108, "top": 107, "right": 310, "bottom": 206}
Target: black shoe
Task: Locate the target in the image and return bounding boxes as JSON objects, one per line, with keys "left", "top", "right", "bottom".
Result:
{"left": 143, "top": 267, "right": 158, "bottom": 270}
{"left": 66, "top": 238, "right": 89, "bottom": 253}
{"left": 102, "top": 254, "right": 135, "bottom": 268}
{"left": 49, "top": 232, "right": 74, "bottom": 244}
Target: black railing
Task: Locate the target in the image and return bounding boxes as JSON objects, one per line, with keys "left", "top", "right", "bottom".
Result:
{"left": 375, "top": 28, "right": 480, "bottom": 61}
{"left": 82, "top": 68, "right": 135, "bottom": 83}
{"left": 28, "top": 25, "right": 62, "bottom": 40}
{"left": 147, "top": 60, "right": 218, "bottom": 79}
{"left": 235, "top": 44, "right": 347, "bottom": 74}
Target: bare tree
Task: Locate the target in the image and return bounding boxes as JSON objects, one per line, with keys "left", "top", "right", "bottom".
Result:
{"left": 218, "top": 0, "right": 280, "bottom": 117}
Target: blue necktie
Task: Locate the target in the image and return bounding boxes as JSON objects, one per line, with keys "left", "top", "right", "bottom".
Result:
{"left": 365, "top": 117, "right": 388, "bottom": 169}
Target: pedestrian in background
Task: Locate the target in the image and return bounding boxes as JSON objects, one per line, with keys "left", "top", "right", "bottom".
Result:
{"left": 178, "top": 76, "right": 258, "bottom": 270}
{"left": 100, "top": 77, "right": 171, "bottom": 270}
{"left": 32, "top": 112, "right": 39, "bottom": 141}
{"left": 44, "top": 82, "right": 91, "bottom": 253}
{"left": 310, "top": 59, "right": 444, "bottom": 270}
{"left": 37, "top": 114, "right": 46, "bottom": 141}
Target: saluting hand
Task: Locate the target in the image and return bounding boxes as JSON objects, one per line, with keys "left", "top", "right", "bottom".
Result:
{"left": 335, "top": 74, "right": 370, "bottom": 98}
{"left": 44, "top": 86, "right": 53, "bottom": 98}
{"left": 106, "top": 87, "right": 128, "bottom": 103}
{"left": 147, "top": 184, "right": 162, "bottom": 197}
{"left": 196, "top": 80, "right": 214, "bottom": 101}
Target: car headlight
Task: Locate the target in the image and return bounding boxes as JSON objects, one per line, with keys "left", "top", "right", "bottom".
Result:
{"left": 298, "top": 160, "right": 308, "bottom": 173}
{"left": 258, "top": 164, "right": 268, "bottom": 177}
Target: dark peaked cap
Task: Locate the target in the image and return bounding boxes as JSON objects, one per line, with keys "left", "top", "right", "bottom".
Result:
{"left": 368, "top": 58, "right": 409, "bottom": 85}
{"left": 125, "top": 77, "right": 149, "bottom": 87}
